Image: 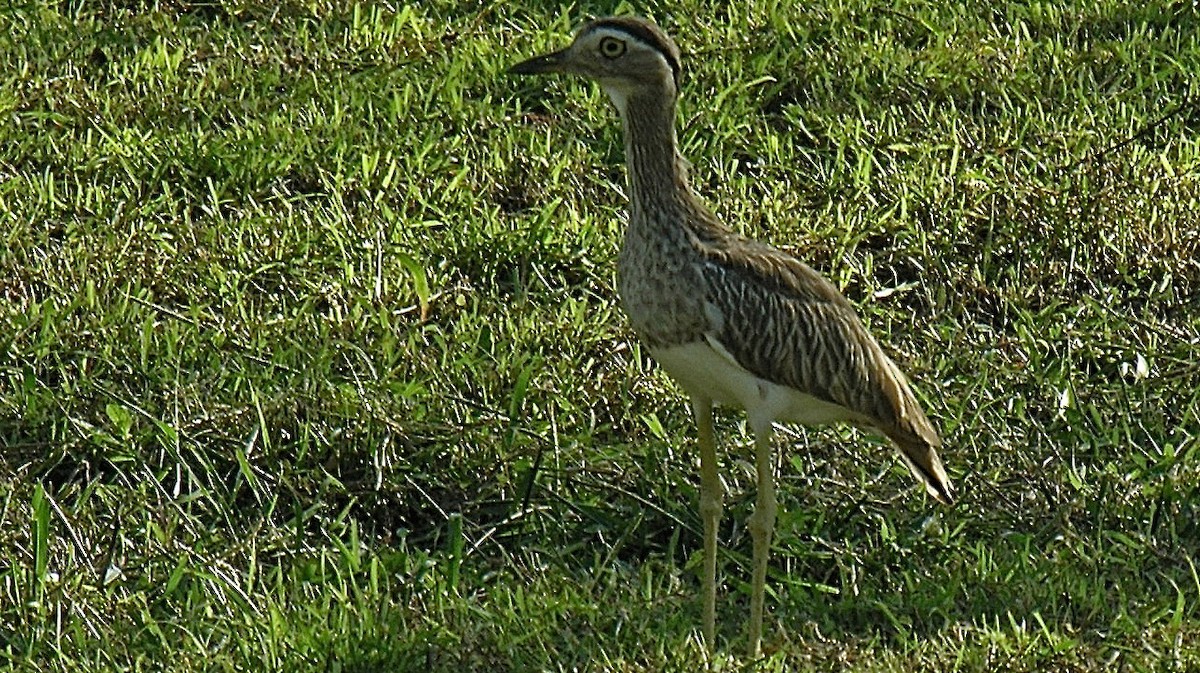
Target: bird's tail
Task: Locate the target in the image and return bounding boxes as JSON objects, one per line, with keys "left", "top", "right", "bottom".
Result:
{"left": 871, "top": 348, "right": 956, "bottom": 506}
{"left": 888, "top": 431, "right": 956, "bottom": 506}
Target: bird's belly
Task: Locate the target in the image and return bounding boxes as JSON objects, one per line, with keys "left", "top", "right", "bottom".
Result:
{"left": 651, "top": 340, "right": 865, "bottom": 428}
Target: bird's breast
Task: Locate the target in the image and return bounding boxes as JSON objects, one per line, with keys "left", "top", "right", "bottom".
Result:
{"left": 617, "top": 221, "right": 708, "bottom": 348}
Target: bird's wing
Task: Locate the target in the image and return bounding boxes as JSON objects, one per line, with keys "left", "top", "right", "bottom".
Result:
{"left": 693, "top": 238, "right": 899, "bottom": 421}
{"left": 694, "top": 236, "right": 955, "bottom": 504}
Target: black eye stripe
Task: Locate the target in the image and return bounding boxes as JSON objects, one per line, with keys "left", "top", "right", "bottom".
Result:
{"left": 588, "top": 18, "right": 681, "bottom": 87}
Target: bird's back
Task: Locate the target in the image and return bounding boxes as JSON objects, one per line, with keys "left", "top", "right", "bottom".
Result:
{"left": 621, "top": 207, "right": 954, "bottom": 504}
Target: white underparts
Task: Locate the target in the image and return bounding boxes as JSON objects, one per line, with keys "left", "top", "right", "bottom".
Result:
{"left": 652, "top": 339, "right": 866, "bottom": 435}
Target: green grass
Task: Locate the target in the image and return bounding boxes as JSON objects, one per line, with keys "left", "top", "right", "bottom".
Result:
{"left": 2, "top": 0, "right": 1199, "bottom": 670}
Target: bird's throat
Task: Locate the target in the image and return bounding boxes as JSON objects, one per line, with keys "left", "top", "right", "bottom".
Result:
{"left": 613, "top": 90, "right": 691, "bottom": 220}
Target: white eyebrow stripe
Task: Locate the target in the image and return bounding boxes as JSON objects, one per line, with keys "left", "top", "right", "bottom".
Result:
{"left": 580, "top": 22, "right": 680, "bottom": 83}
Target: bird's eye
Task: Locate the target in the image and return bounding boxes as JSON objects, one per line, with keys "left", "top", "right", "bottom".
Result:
{"left": 599, "top": 37, "right": 626, "bottom": 59}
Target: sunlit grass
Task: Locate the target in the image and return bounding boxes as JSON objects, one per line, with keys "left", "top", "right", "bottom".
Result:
{"left": 1, "top": 1, "right": 1198, "bottom": 670}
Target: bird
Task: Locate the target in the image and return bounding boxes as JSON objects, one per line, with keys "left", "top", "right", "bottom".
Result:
{"left": 509, "top": 16, "right": 955, "bottom": 657}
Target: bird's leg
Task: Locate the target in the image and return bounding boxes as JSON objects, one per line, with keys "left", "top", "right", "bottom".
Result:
{"left": 693, "top": 396, "right": 722, "bottom": 651}
{"left": 746, "top": 422, "right": 777, "bottom": 658}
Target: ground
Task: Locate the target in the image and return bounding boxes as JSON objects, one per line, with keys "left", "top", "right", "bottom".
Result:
{"left": 1, "top": 1, "right": 1199, "bottom": 670}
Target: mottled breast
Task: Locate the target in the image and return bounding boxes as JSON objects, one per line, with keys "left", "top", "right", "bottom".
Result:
{"left": 616, "top": 212, "right": 709, "bottom": 349}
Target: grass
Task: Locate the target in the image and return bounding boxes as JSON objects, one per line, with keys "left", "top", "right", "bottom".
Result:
{"left": 1, "top": 0, "right": 1199, "bottom": 670}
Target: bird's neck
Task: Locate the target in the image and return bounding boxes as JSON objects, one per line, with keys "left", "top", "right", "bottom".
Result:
{"left": 611, "top": 89, "right": 694, "bottom": 220}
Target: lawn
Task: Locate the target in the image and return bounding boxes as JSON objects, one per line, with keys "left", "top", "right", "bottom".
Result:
{"left": 2, "top": 1, "right": 1199, "bottom": 670}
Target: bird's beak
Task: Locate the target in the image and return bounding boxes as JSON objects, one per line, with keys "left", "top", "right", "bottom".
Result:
{"left": 508, "top": 49, "right": 569, "bottom": 75}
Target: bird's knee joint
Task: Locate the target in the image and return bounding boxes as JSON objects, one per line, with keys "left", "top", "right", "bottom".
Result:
{"left": 699, "top": 492, "right": 723, "bottom": 520}
{"left": 748, "top": 504, "right": 777, "bottom": 538}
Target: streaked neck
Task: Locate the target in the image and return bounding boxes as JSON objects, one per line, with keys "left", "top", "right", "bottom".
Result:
{"left": 607, "top": 86, "right": 691, "bottom": 218}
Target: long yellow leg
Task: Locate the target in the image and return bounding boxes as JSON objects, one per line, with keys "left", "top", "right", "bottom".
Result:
{"left": 693, "top": 396, "right": 722, "bottom": 651}
{"left": 746, "top": 422, "right": 777, "bottom": 658}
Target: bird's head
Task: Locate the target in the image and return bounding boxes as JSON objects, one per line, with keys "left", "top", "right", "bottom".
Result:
{"left": 509, "top": 16, "right": 682, "bottom": 111}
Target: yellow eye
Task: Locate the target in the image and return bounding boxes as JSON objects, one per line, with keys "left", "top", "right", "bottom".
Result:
{"left": 599, "top": 36, "right": 626, "bottom": 58}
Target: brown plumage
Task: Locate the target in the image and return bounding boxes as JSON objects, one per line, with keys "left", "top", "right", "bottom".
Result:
{"left": 511, "top": 15, "right": 954, "bottom": 657}
{"left": 698, "top": 236, "right": 952, "bottom": 502}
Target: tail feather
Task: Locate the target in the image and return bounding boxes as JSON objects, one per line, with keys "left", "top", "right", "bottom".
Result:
{"left": 888, "top": 430, "right": 955, "bottom": 506}
{"left": 870, "top": 349, "right": 955, "bottom": 505}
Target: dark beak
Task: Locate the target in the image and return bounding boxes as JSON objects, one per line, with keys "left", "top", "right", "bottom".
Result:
{"left": 508, "top": 49, "right": 568, "bottom": 75}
